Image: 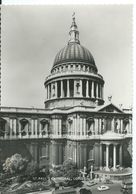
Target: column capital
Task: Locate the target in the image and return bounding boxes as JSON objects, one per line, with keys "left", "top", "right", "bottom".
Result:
{"left": 101, "top": 141, "right": 111, "bottom": 146}
{"left": 113, "top": 143, "right": 118, "bottom": 147}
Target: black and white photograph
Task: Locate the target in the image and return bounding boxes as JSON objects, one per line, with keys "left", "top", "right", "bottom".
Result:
{"left": 0, "top": 2, "right": 133, "bottom": 194}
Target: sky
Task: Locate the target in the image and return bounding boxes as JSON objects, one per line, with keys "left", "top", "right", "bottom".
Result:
{"left": 1, "top": 5, "right": 132, "bottom": 108}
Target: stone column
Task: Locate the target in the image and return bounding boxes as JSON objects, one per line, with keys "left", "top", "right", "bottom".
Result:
{"left": 46, "top": 86, "right": 48, "bottom": 99}
{"left": 83, "top": 118, "right": 86, "bottom": 136}
{"left": 119, "top": 144, "right": 123, "bottom": 166}
{"left": 99, "top": 84, "right": 101, "bottom": 98}
{"left": 59, "top": 119, "right": 62, "bottom": 136}
{"left": 50, "top": 83, "right": 52, "bottom": 99}
{"left": 53, "top": 119, "right": 55, "bottom": 136}
{"left": 47, "top": 85, "right": 49, "bottom": 99}
{"left": 79, "top": 79, "right": 83, "bottom": 97}
{"left": 58, "top": 144, "right": 63, "bottom": 164}
{"left": 55, "top": 82, "right": 58, "bottom": 98}
{"left": 53, "top": 142, "right": 59, "bottom": 165}
{"left": 26, "top": 119, "right": 29, "bottom": 138}
{"left": 80, "top": 118, "right": 83, "bottom": 137}
{"left": 39, "top": 121, "right": 42, "bottom": 137}
{"left": 31, "top": 119, "right": 34, "bottom": 137}
{"left": 95, "top": 118, "right": 99, "bottom": 135}
{"left": 57, "top": 119, "right": 59, "bottom": 136}
{"left": 72, "top": 118, "right": 75, "bottom": 136}
{"left": 96, "top": 83, "right": 98, "bottom": 98}
{"left": 9, "top": 119, "right": 12, "bottom": 138}
{"left": 13, "top": 119, "right": 16, "bottom": 136}
{"left": 73, "top": 117, "right": 76, "bottom": 137}
{"left": 35, "top": 120, "right": 38, "bottom": 137}
{"left": 111, "top": 118, "right": 114, "bottom": 132}
{"left": 120, "top": 119, "right": 123, "bottom": 134}
{"left": 74, "top": 145, "right": 77, "bottom": 163}
{"left": 86, "top": 80, "right": 89, "bottom": 97}
{"left": 74, "top": 80, "right": 77, "bottom": 97}
{"left": 113, "top": 144, "right": 117, "bottom": 170}
{"left": 100, "top": 144, "right": 102, "bottom": 169}
{"left": 91, "top": 81, "right": 94, "bottom": 98}
{"left": 130, "top": 118, "right": 132, "bottom": 134}
{"left": 77, "top": 115, "right": 80, "bottom": 136}
{"left": 99, "top": 118, "right": 101, "bottom": 134}
{"left": 75, "top": 117, "right": 77, "bottom": 137}
{"left": 45, "top": 86, "right": 47, "bottom": 100}
{"left": 101, "top": 85, "right": 104, "bottom": 99}
{"left": 129, "top": 119, "right": 132, "bottom": 134}
{"left": 18, "top": 120, "right": 21, "bottom": 138}
{"left": 106, "top": 144, "right": 109, "bottom": 171}
{"left": 67, "top": 79, "right": 70, "bottom": 97}
{"left": 48, "top": 85, "right": 50, "bottom": 99}
{"left": 61, "top": 80, "right": 64, "bottom": 98}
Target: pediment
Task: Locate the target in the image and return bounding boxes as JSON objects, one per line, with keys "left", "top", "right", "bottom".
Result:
{"left": 98, "top": 103, "right": 123, "bottom": 113}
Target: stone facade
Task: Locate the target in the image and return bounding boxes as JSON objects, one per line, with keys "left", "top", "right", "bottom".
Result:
{"left": 0, "top": 15, "right": 132, "bottom": 171}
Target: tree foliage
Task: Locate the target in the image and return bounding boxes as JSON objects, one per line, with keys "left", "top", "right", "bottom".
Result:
{"left": 62, "top": 159, "right": 79, "bottom": 180}
{"left": 80, "top": 188, "right": 92, "bottom": 194}
{"left": 3, "top": 153, "right": 28, "bottom": 175}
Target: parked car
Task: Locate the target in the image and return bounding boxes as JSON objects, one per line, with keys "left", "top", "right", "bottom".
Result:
{"left": 103, "top": 179, "right": 113, "bottom": 184}
{"left": 87, "top": 181, "right": 97, "bottom": 187}
{"left": 121, "top": 180, "right": 132, "bottom": 194}
{"left": 97, "top": 185, "right": 110, "bottom": 191}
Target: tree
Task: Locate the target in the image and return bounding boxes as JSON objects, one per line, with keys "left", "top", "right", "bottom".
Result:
{"left": 3, "top": 153, "right": 28, "bottom": 175}
{"left": 62, "top": 159, "right": 79, "bottom": 181}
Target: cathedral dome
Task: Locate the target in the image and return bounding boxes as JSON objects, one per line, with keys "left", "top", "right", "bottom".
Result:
{"left": 53, "top": 43, "right": 95, "bottom": 67}
{"left": 45, "top": 14, "right": 105, "bottom": 109}
{"left": 52, "top": 13, "right": 96, "bottom": 69}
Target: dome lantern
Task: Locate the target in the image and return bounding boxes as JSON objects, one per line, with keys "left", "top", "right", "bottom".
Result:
{"left": 69, "top": 12, "right": 80, "bottom": 44}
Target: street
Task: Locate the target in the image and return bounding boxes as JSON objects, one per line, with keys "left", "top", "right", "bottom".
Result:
{"left": 87, "top": 183, "right": 122, "bottom": 194}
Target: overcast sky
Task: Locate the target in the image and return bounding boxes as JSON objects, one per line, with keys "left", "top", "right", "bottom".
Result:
{"left": 1, "top": 5, "right": 132, "bottom": 108}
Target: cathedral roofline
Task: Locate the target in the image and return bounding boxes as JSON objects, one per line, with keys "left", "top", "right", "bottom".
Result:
{"left": 0, "top": 105, "right": 132, "bottom": 116}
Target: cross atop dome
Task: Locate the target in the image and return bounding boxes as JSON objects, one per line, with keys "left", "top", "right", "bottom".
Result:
{"left": 69, "top": 13, "right": 80, "bottom": 44}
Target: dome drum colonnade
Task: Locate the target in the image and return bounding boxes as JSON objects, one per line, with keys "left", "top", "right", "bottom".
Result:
{"left": 45, "top": 78, "right": 104, "bottom": 100}
{"left": 44, "top": 14, "right": 104, "bottom": 107}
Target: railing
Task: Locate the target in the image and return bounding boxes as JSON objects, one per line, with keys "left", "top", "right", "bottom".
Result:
{"left": 0, "top": 132, "right": 132, "bottom": 140}
{"left": 0, "top": 106, "right": 48, "bottom": 113}
{"left": 45, "top": 70, "right": 103, "bottom": 81}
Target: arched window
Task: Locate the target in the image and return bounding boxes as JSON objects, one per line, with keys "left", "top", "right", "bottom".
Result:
{"left": 66, "top": 65, "right": 68, "bottom": 71}
{"left": 70, "top": 64, "right": 73, "bottom": 69}
{"left": 105, "top": 118, "right": 112, "bottom": 132}
{"left": 123, "top": 118, "right": 129, "bottom": 134}
{"left": 52, "top": 83, "right": 55, "bottom": 97}
{"left": 40, "top": 119, "right": 49, "bottom": 136}
{"left": 0, "top": 118, "right": 6, "bottom": 137}
{"left": 68, "top": 118, "right": 73, "bottom": 135}
{"left": 76, "top": 64, "right": 79, "bottom": 70}
{"left": 101, "top": 119, "right": 105, "bottom": 134}
{"left": 114, "top": 119, "right": 120, "bottom": 133}
{"left": 87, "top": 117, "right": 94, "bottom": 136}
{"left": 20, "top": 119, "right": 29, "bottom": 136}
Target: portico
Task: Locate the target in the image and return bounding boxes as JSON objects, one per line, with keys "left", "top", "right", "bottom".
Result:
{"left": 100, "top": 141, "right": 123, "bottom": 171}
